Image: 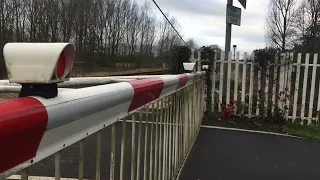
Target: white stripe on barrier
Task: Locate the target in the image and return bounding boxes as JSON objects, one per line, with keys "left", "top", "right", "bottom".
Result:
{"left": 0, "top": 72, "right": 205, "bottom": 178}
{"left": 160, "top": 76, "right": 179, "bottom": 98}
{"left": 36, "top": 82, "right": 134, "bottom": 129}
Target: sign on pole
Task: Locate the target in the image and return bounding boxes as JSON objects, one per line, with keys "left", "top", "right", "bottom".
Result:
{"left": 238, "top": 0, "right": 247, "bottom": 9}
{"left": 226, "top": 5, "right": 242, "bottom": 26}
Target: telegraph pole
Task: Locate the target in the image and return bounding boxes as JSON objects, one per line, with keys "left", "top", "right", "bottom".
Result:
{"left": 222, "top": 0, "right": 246, "bottom": 101}
{"left": 223, "top": 0, "right": 233, "bottom": 99}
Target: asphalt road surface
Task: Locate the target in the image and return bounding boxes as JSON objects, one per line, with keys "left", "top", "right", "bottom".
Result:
{"left": 179, "top": 127, "right": 320, "bottom": 180}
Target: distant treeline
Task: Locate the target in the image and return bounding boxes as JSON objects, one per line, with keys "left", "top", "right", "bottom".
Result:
{"left": 0, "top": 0, "right": 184, "bottom": 78}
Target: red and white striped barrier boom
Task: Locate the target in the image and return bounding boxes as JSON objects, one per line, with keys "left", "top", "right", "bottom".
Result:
{"left": 0, "top": 42, "right": 205, "bottom": 178}
{"left": 0, "top": 72, "right": 204, "bottom": 178}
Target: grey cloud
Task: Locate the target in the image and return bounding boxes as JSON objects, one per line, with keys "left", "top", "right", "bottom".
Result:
{"left": 156, "top": 0, "right": 226, "bottom": 17}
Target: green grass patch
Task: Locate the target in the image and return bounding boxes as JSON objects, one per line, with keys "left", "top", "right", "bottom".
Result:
{"left": 287, "top": 123, "right": 320, "bottom": 141}
{"left": 203, "top": 113, "right": 320, "bottom": 141}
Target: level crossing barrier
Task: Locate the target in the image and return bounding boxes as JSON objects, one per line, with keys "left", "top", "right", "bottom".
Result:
{"left": 0, "top": 72, "right": 205, "bottom": 180}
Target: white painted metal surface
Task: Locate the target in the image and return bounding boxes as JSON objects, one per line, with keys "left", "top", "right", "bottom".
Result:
{"left": 241, "top": 52, "right": 247, "bottom": 114}
{"left": 1, "top": 72, "right": 205, "bottom": 180}
{"left": 256, "top": 70, "right": 261, "bottom": 116}
{"left": 234, "top": 52, "right": 240, "bottom": 110}
{"left": 226, "top": 51, "right": 232, "bottom": 104}
{"left": 183, "top": 63, "right": 196, "bottom": 71}
{"left": 248, "top": 54, "right": 254, "bottom": 117}
{"left": 3, "top": 43, "right": 75, "bottom": 84}
{"left": 301, "top": 54, "right": 309, "bottom": 122}
{"left": 292, "top": 54, "right": 302, "bottom": 120}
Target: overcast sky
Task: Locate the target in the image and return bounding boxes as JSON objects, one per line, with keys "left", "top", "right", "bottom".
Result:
{"left": 137, "top": 0, "right": 269, "bottom": 54}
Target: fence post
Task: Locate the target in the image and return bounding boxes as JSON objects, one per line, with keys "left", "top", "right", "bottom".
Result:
{"left": 219, "top": 52, "right": 225, "bottom": 112}
{"left": 248, "top": 53, "right": 255, "bottom": 118}
{"left": 264, "top": 65, "right": 270, "bottom": 116}
{"left": 256, "top": 70, "right": 261, "bottom": 116}
{"left": 241, "top": 52, "right": 247, "bottom": 114}
{"left": 234, "top": 52, "right": 240, "bottom": 113}
{"left": 300, "top": 53, "right": 310, "bottom": 124}
{"left": 211, "top": 53, "right": 217, "bottom": 112}
{"left": 272, "top": 55, "right": 279, "bottom": 114}
{"left": 293, "top": 53, "right": 302, "bottom": 122}
{"left": 285, "top": 53, "right": 293, "bottom": 120}
{"left": 308, "top": 54, "right": 318, "bottom": 124}
{"left": 197, "top": 50, "right": 201, "bottom": 71}
{"left": 278, "top": 53, "right": 285, "bottom": 111}
{"left": 226, "top": 51, "right": 232, "bottom": 105}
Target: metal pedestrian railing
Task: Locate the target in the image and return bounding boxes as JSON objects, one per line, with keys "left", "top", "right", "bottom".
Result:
{"left": 0, "top": 73, "right": 205, "bottom": 180}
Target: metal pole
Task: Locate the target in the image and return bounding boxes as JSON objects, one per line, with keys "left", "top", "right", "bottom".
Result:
{"left": 233, "top": 47, "right": 236, "bottom": 59}
{"left": 223, "top": 0, "right": 233, "bottom": 99}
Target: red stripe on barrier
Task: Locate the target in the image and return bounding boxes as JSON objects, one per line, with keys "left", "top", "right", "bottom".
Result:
{"left": 0, "top": 97, "right": 48, "bottom": 173}
{"left": 176, "top": 74, "right": 188, "bottom": 89}
{"left": 128, "top": 78, "right": 164, "bottom": 112}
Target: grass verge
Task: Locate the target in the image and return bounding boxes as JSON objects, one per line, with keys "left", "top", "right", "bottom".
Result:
{"left": 203, "top": 113, "right": 320, "bottom": 141}
{"left": 287, "top": 123, "right": 320, "bottom": 141}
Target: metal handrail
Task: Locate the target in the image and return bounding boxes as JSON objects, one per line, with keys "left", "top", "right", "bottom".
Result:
{"left": 0, "top": 72, "right": 205, "bottom": 180}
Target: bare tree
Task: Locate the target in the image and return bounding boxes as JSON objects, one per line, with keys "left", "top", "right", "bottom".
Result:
{"left": 294, "top": 0, "right": 320, "bottom": 45}
{"left": 266, "top": 0, "right": 298, "bottom": 51}
{"left": 186, "top": 38, "right": 198, "bottom": 49}
{"left": 0, "top": 0, "right": 190, "bottom": 78}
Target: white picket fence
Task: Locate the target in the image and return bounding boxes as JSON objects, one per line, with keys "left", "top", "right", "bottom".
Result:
{"left": 212, "top": 51, "right": 320, "bottom": 125}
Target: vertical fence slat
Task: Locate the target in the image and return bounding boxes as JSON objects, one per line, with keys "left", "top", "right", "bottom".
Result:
{"left": 119, "top": 119, "right": 126, "bottom": 180}
{"left": 78, "top": 141, "right": 84, "bottom": 180}
{"left": 21, "top": 169, "right": 28, "bottom": 180}
{"left": 169, "top": 95, "right": 173, "bottom": 179}
{"left": 285, "top": 53, "right": 293, "bottom": 120}
{"left": 301, "top": 53, "right": 310, "bottom": 123}
{"left": 110, "top": 124, "right": 116, "bottom": 180}
{"left": 131, "top": 114, "right": 136, "bottom": 180}
{"left": 234, "top": 52, "right": 240, "bottom": 113}
{"left": 158, "top": 99, "right": 164, "bottom": 180}
{"left": 293, "top": 53, "right": 302, "bottom": 121}
{"left": 248, "top": 58, "right": 255, "bottom": 117}
{"left": 226, "top": 51, "right": 232, "bottom": 104}
{"left": 264, "top": 65, "right": 270, "bottom": 116}
{"left": 212, "top": 59, "right": 217, "bottom": 111}
{"left": 55, "top": 151, "right": 61, "bottom": 180}
{"left": 177, "top": 90, "right": 183, "bottom": 172}
{"left": 154, "top": 101, "right": 160, "bottom": 180}
{"left": 272, "top": 62, "right": 278, "bottom": 113}
{"left": 96, "top": 131, "right": 102, "bottom": 180}
{"left": 317, "top": 63, "right": 320, "bottom": 123}
{"left": 278, "top": 54, "right": 285, "bottom": 110}
{"left": 256, "top": 70, "right": 261, "bottom": 116}
{"left": 172, "top": 94, "right": 177, "bottom": 177}
{"left": 175, "top": 93, "right": 180, "bottom": 176}
{"left": 162, "top": 97, "right": 168, "bottom": 180}
{"left": 308, "top": 54, "right": 318, "bottom": 124}
{"left": 143, "top": 106, "right": 149, "bottom": 180}
{"left": 219, "top": 53, "right": 225, "bottom": 111}
{"left": 282, "top": 54, "right": 288, "bottom": 111}
{"left": 136, "top": 111, "right": 142, "bottom": 180}
{"left": 149, "top": 104, "right": 155, "bottom": 180}
{"left": 241, "top": 52, "right": 247, "bottom": 114}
